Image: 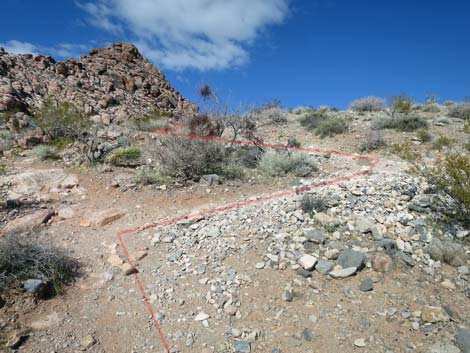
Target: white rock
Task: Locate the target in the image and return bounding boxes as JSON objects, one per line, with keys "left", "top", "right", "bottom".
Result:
{"left": 299, "top": 255, "right": 317, "bottom": 271}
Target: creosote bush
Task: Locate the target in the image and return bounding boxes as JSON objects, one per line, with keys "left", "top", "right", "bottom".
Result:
{"left": 259, "top": 150, "right": 318, "bottom": 177}
{"left": 447, "top": 103, "right": 470, "bottom": 120}
{"left": 33, "top": 145, "right": 60, "bottom": 160}
{"left": 32, "top": 100, "right": 89, "bottom": 139}
{"left": 315, "top": 117, "right": 348, "bottom": 138}
{"left": 189, "top": 114, "right": 223, "bottom": 137}
{"left": 127, "top": 111, "right": 170, "bottom": 132}
{"left": 300, "top": 194, "right": 328, "bottom": 214}
{"left": 417, "top": 130, "right": 432, "bottom": 143}
{"left": 349, "top": 96, "right": 385, "bottom": 112}
{"left": 390, "top": 95, "right": 414, "bottom": 116}
{"left": 134, "top": 167, "right": 167, "bottom": 185}
{"left": 432, "top": 134, "right": 453, "bottom": 150}
{"left": 374, "top": 114, "right": 428, "bottom": 132}
{"left": 299, "top": 110, "right": 327, "bottom": 130}
{"left": 0, "top": 232, "right": 80, "bottom": 295}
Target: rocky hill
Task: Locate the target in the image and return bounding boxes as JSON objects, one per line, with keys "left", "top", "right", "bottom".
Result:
{"left": 0, "top": 43, "right": 198, "bottom": 123}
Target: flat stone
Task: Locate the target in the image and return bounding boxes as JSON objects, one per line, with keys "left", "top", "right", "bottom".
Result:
{"left": 282, "top": 290, "right": 293, "bottom": 302}
{"left": 296, "top": 268, "right": 312, "bottom": 278}
{"left": 224, "top": 305, "right": 238, "bottom": 316}
{"left": 315, "top": 259, "right": 335, "bottom": 275}
{"left": 428, "top": 342, "right": 461, "bottom": 353}
{"left": 80, "top": 208, "right": 124, "bottom": 227}
{"left": 356, "top": 217, "right": 374, "bottom": 233}
{"left": 1, "top": 209, "right": 54, "bottom": 235}
{"left": 330, "top": 267, "right": 357, "bottom": 278}
{"left": 80, "top": 335, "right": 97, "bottom": 349}
{"left": 421, "top": 305, "right": 450, "bottom": 323}
{"left": 194, "top": 312, "right": 210, "bottom": 321}
{"left": 299, "top": 254, "right": 317, "bottom": 271}
{"left": 199, "top": 174, "right": 220, "bottom": 187}
{"left": 234, "top": 340, "right": 251, "bottom": 353}
{"left": 354, "top": 338, "right": 366, "bottom": 347}
{"left": 120, "top": 263, "right": 135, "bottom": 276}
{"left": 57, "top": 207, "right": 75, "bottom": 220}
{"left": 456, "top": 328, "right": 470, "bottom": 353}
{"left": 303, "top": 228, "right": 326, "bottom": 244}
{"left": 371, "top": 254, "right": 393, "bottom": 272}
{"left": 359, "top": 278, "right": 374, "bottom": 292}
{"left": 107, "top": 254, "right": 124, "bottom": 267}
{"left": 302, "top": 328, "right": 314, "bottom": 341}
{"left": 336, "top": 249, "right": 366, "bottom": 270}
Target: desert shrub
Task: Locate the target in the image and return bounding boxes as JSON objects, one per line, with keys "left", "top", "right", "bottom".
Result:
{"left": 444, "top": 101, "right": 456, "bottom": 107}
{"left": 390, "top": 142, "right": 420, "bottom": 162}
{"left": 299, "top": 110, "right": 328, "bottom": 130}
{"left": 32, "top": 100, "right": 89, "bottom": 140}
{"left": 359, "top": 128, "right": 385, "bottom": 151}
{"left": 390, "top": 95, "right": 414, "bottom": 116}
{"left": 464, "top": 121, "right": 470, "bottom": 134}
{"left": 109, "top": 147, "right": 141, "bottom": 166}
{"left": 448, "top": 103, "right": 470, "bottom": 120}
{"left": 154, "top": 136, "right": 227, "bottom": 179}
{"left": 300, "top": 194, "right": 328, "bottom": 213}
{"left": 425, "top": 239, "right": 465, "bottom": 267}
{"left": 421, "top": 103, "right": 441, "bottom": 113}
{"left": 33, "top": 145, "right": 60, "bottom": 160}
{"left": 330, "top": 107, "right": 340, "bottom": 112}
{"left": 235, "top": 146, "right": 264, "bottom": 168}
{"left": 417, "top": 130, "right": 432, "bottom": 143}
{"left": 0, "top": 130, "right": 14, "bottom": 151}
{"left": 259, "top": 150, "right": 318, "bottom": 177}
{"left": 189, "top": 114, "right": 223, "bottom": 136}
{"left": 424, "top": 153, "right": 470, "bottom": 225}
{"left": 317, "top": 106, "right": 329, "bottom": 114}
{"left": 127, "top": 111, "right": 169, "bottom": 132}
{"left": 316, "top": 117, "right": 349, "bottom": 138}
{"left": 0, "top": 232, "right": 79, "bottom": 295}
{"left": 287, "top": 137, "right": 301, "bottom": 148}
{"left": 432, "top": 134, "right": 453, "bottom": 150}
{"left": 134, "top": 167, "right": 167, "bottom": 185}
{"left": 48, "top": 136, "right": 74, "bottom": 150}
{"left": 374, "top": 114, "right": 428, "bottom": 132}
{"left": 349, "top": 96, "right": 385, "bottom": 112}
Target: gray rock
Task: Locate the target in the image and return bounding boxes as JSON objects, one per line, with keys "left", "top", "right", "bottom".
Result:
{"left": 356, "top": 217, "right": 374, "bottom": 233}
{"left": 456, "top": 328, "right": 470, "bottom": 353}
{"left": 302, "top": 328, "right": 314, "bottom": 341}
{"left": 359, "top": 278, "right": 374, "bottom": 292}
{"left": 282, "top": 290, "right": 294, "bottom": 302}
{"left": 23, "top": 279, "right": 46, "bottom": 294}
{"left": 428, "top": 342, "right": 461, "bottom": 353}
{"left": 458, "top": 266, "right": 469, "bottom": 276}
{"left": 330, "top": 267, "right": 357, "bottom": 278}
{"left": 336, "top": 249, "right": 366, "bottom": 270}
{"left": 234, "top": 340, "right": 251, "bottom": 353}
{"left": 303, "top": 228, "right": 326, "bottom": 244}
{"left": 315, "top": 259, "right": 335, "bottom": 275}
{"left": 296, "top": 269, "right": 312, "bottom": 278}
{"left": 199, "top": 174, "right": 221, "bottom": 186}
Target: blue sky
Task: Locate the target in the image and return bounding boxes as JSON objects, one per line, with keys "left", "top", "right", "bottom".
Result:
{"left": 1, "top": 0, "right": 469, "bottom": 109}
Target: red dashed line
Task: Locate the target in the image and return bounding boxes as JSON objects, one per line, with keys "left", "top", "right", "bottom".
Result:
{"left": 117, "top": 126, "right": 380, "bottom": 353}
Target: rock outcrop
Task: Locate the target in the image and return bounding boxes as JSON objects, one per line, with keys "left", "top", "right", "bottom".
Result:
{"left": 0, "top": 43, "right": 198, "bottom": 123}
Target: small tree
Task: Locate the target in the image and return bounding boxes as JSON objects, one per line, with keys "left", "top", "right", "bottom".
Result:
{"left": 390, "top": 95, "right": 414, "bottom": 118}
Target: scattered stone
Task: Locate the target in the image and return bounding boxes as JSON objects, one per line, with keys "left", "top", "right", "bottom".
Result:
{"left": 421, "top": 305, "right": 450, "bottom": 323}
{"left": 299, "top": 254, "right": 317, "bottom": 271}
{"left": 330, "top": 267, "right": 357, "bottom": 278}
{"left": 80, "top": 209, "right": 124, "bottom": 227}
{"left": 194, "top": 312, "right": 210, "bottom": 321}
{"left": 23, "top": 279, "right": 46, "bottom": 295}
{"left": 120, "top": 263, "right": 135, "bottom": 276}
{"left": 303, "top": 228, "right": 326, "bottom": 244}
{"left": 356, "top": 217, "right": 374, "bottom": 233}
{"left": 336, "top": 249, "right": 366, "bottom": 270}
{"left": 315, "top": 259, "right": 335, "bottom": 275}
{"left": 297, "top": 268, "right": 312, "bottom": 278}
{"left": 282, "top": 290, "right": 294, "bottom": 302}
{"left": 57, "top": 207, "right": 75, "bottom": 220}
{"left": 428, "top": 342, "right": 461, "bottom": 353}
{"left": 107, "top": 254, "right": 124, "bottom": 267}
{"left": 354, "top": 338, "right": 366, "bottom": 347}
{"left": 255, "top": 262, "right": 265, "bottom": 269}
{"left": 80, "top": 335, "right": 97, "bottom": 349}
{"left": 302, "top": 328, "right": 314, "bottom": 341}
{"left": 359, "top": 278, "right": 374, "bottom": 292}
{"left": 234, "top": 340, "right": 251, "bottom": 353}
{"left": 325, "top": 248, "right": 340, "bottom": 260}
{"left": 224, "top": 305, "right": 238, "bottom": 316}
{"left": 371, "top": 254, "right": 393, "bottom": 273}
{"left": 456, "top": 328, "right": 470, "bottom": 353}
{"left": 1, "top": 209, "right": 54, "bottom": 235}
{"left": 199, "top": 174, "right": 221, "bottom": 187}
{"left": 5, "top": 330, "right": 29, "bottom": 349}
{"left": 458, "top": 266, "right": 469, "bottom": 276}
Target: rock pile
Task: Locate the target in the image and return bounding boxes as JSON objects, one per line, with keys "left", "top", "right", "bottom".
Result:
{"left": 0, "top": 42, "right": 198, "bottom": 123}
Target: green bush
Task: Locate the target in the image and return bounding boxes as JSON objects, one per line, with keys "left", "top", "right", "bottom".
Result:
{"left": 390, "top": 95, "right": 414, "bottom": 115}
{"left": 300, "top": 194, "right": 328, "bottom": 213}
{"left": 447, "top": 103, "right": 470, "bottom": 120}
{"left": 417, "top": 129, "right": 432, "bottom": 143}
{"left": 33, "top": 145, "right": 60, "bottom": 160}
{"left": 426, "top": 153, "right": 470, "bottom": 225}
{"left": 421, "top": 103, "right": 441, "bottom": 113}
{"left": 109, "top": 147, "right": 141, "bottom": 166}
{"left": 316, "top": 117, "right": 348, "bottom": 138}
{"left": 299, "top": 110, "right": 328, "bottom": 130}
{"left": 48, "top": 137, "right": 74, "bottom": 150}
{"left": 374, "top": 114, "right": 428, "bottom": 132}
{"left": 259, "top": 150, "right": 318, "bottom": 177}
{"left": 32, "top": 100, "right": 89, "bottom": 139}
{"left": 134, "top": 167, "right": 167, "bottom": 185}
{"left": 0, "top": 232, "right": 79, "bottom": 295}
{"left": 287, "top": 137, "right": 301, "bottom": 148}
{"left": 432, "top": 134, "right": 453, "bottom": 150}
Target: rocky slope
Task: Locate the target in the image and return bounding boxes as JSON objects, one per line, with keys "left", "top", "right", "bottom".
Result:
{"left": 0, "top": 42, "right": 198, "bottom": 123}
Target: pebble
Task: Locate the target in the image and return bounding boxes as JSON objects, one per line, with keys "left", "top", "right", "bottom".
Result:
{"left": 282, "top": 290, "right": 294, "bottom": 302}
{"left": 302, "top": 328, "right": 314, "bottom": 341}
{"left": 359, "top": 278, "right": 374, "bottom": 292}
{"left": 330, "top": 267, "right": 357, "bottom": 278}
{"left": 354, "top": 338, "right": 366, "bottom": 347}
{"left": 299, "top": 254, "right": 318, "bottom": 271}
{"left": 233, "top": 340, "right": 251, "bottom": 353}
{"left": 194, "top": 312, "right": 210, "bottom": 321}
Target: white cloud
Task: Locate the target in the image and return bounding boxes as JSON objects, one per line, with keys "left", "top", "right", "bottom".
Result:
{"left": 78, "top": 0, "right": 290, "bottom": 70}
{"left": 0, "top": 40, "right": 39, "bottom": 55}
{"left": 0, "top": 40, "right": 90, "bottom": 59}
